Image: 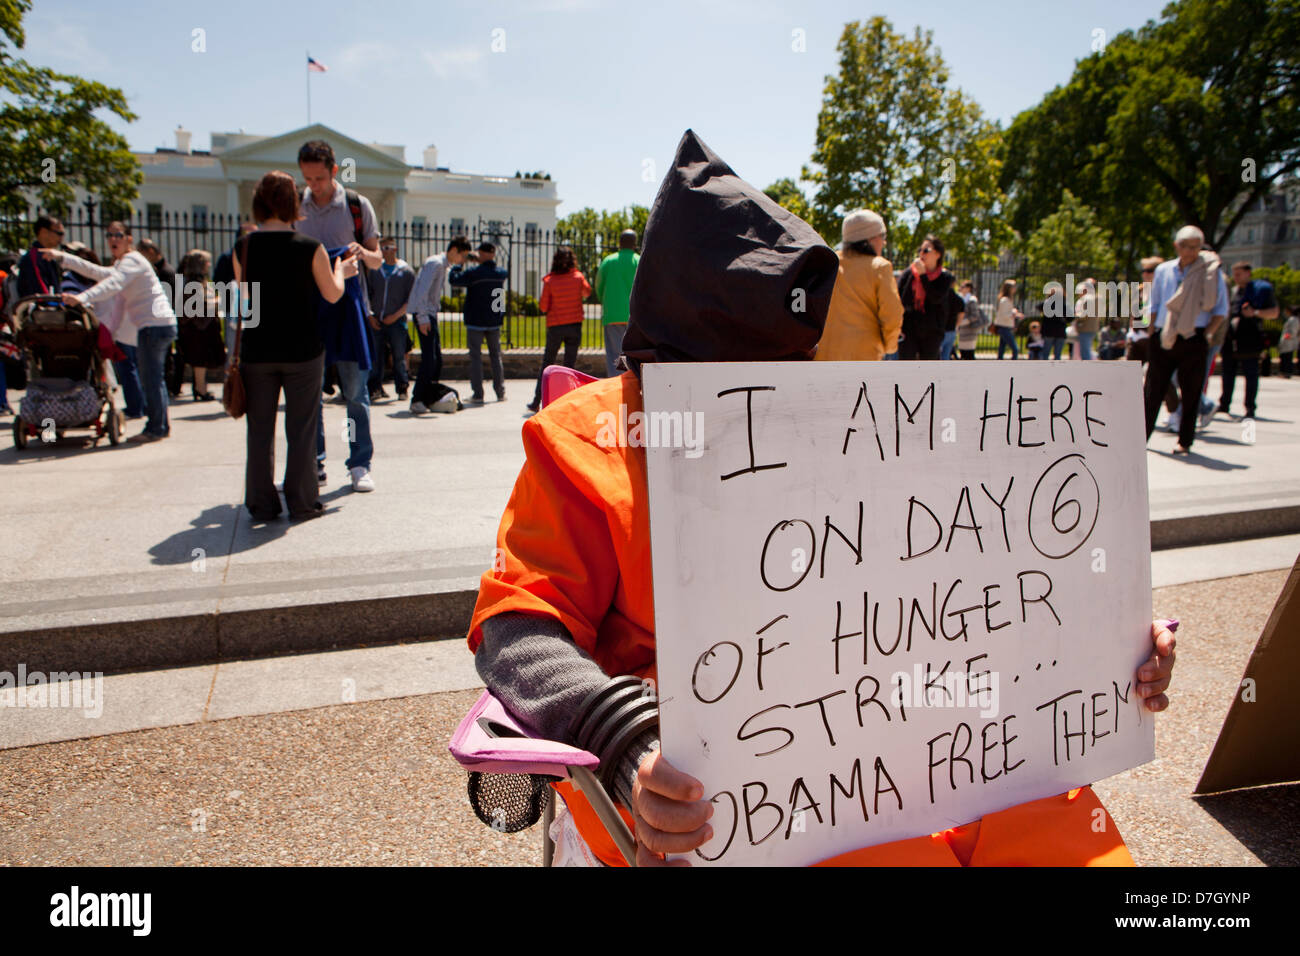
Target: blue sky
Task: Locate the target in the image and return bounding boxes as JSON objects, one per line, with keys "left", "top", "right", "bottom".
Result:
{"left": 21, "top": 0, "right": 1171, "bottom": 216}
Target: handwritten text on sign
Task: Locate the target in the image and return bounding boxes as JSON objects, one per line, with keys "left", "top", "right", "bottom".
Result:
{"left": 643, "top": 362, "right": 1154, "bottom": 866}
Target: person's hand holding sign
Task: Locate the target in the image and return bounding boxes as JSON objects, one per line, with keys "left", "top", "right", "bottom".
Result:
{"left": 635, "top": 619, "right": 1179, "bottom": 865}
{"left": 1137, "top": 619, "right": 1177, "bottom": 713}
{"left": 631, "top": 749, "right": 713, "bottom": 867}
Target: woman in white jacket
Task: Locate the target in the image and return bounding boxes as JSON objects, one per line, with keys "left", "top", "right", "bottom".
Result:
{"left": 45, "top": 222, "right": 178, "bottom": 442}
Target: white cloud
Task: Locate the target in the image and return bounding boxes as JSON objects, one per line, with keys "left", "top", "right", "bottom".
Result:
{"left": 420, "top": 45, "right": 485, "bottom": 80}
{"left": 20, "top": 14, "right": 113, "bottom": 74}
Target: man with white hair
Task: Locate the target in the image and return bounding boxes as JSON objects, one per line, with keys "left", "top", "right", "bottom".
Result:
{"left": 1143, "top": 225, "right": 1228, "bottom": 454}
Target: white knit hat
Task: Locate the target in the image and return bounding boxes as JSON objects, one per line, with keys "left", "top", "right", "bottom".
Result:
{"left": 842, "top": 209, "right": 886, "bottom": 245}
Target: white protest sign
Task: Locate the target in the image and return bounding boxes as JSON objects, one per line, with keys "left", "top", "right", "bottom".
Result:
{"left": 643, "top": 361, "right": 1154, "bottom": 867}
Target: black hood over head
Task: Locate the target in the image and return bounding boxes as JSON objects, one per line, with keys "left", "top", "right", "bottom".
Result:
{"left": 621, "top": 129, "right": 838, "bottom": 377}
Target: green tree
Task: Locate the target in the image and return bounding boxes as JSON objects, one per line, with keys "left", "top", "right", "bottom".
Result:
{"left": 0, "top": 0, "right": 141, "bottom": 246}
{"left": 1002, "top": 0, "right": 1300, "bottom": 262}
{"left": 763, "top": 178, "right": 813, "bottom": 223}
{"left": 556, "top": 205, "right": 649, "bottom": 299}
{"left": 1024, "top": 190, "right": 1117, "bottom": 271}
{"left": 802, "top": 17, "right": 1013, "bottom": 262}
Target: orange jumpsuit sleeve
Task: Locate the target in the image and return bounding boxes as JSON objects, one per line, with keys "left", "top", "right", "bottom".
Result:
{"left": 467, "top": 410, "right": 622, "bottom": 663}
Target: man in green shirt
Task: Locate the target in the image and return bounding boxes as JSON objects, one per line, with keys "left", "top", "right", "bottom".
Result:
{"left": 595, "top": 230, "right": 639, "bottom": 376}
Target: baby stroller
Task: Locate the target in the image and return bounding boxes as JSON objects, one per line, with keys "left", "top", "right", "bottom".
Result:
{"left": 449, "top": 365, "right": 639, "bottom": 867}
{"left": 10, "top": 295, "right": 123, "bottom": 450}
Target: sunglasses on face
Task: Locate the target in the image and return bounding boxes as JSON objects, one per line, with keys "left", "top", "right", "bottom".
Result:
{"left": 106, "top": 231, "right": 126, "bottom": 239}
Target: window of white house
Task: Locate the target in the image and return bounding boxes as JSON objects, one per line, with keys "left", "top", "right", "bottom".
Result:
{"left": 412, "top": 216, "right": 428, "bottom": 239}
{"left": 147, "top": 203, "right": 163, "bottom": 231}
{"left": 525, "top": 222, "right": 538, "bottom": 242}
{"left": 526, "top": 269, "right": 538, "bottom": 298}
{"left": 450, "top": 217, "right": 465, "bottom": 234}
{"left": 192, "top": 204, "right": 209, "bottom": 233}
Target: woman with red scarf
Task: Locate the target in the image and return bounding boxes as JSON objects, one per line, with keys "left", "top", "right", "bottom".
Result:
{"left": 896, "top": 234, "right": 963, "bottom": 360}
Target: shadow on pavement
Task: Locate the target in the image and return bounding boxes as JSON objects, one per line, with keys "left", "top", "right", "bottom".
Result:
{"left": 1148, "top": 448, "right": 1250, "bottom": 471}
{"left": 149, "top": 503, "right": 273, "bottom": 564}
{"left": 1193, "top": 783, "right": 1300, "bottom": 866}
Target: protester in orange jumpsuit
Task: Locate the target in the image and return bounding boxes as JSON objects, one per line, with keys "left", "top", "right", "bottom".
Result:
{"left": 467, "top": 130, "right": 1177, "bottom": 867}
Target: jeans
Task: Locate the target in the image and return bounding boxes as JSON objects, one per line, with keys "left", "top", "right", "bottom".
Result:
{"left": 317, "top": 360, "right": 372, "bottom": 471}
{"left": 369, "top": 320, "right": 410, "bottom": 393}
{"left": 243, "top": 354, "right": 325, "bottom": 520}
{"left": 996, "top": 326, "right": 1019, "bottom": 359}
{"left": 940, "top": 329, "right": 957, "bottom": 360}
{"left": 136, "top": 325, "right": 177, "bottom": 437}
{"left": 882, "top": 351, "right": 900, "bottom": 360}
{"left": 1219, "top": 353, "right": 1260, "bottom": 418}
{"left": 1044, "top": 336, "right": 1065, "bottom": 360}
{"left": 412, "top": 321, "right": 442, "bottom": 405}
{"left": 112, "top": 343, "right": 145, "bottom": 417}
{"left": 605, "top": 323, "right": 627, "bottom": 377}
{"left": 1077, "top": 331, "right": 1095, "bottom": 361}
{"left": 534, "top": 323, "right": 582, "bottom": 406}
{"left": 466, "top": 327, "right": 505, "bottom": 399}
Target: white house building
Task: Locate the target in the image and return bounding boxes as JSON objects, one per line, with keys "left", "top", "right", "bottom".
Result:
{"left": 113, "top": 123, "right": 560, "bottom": 239}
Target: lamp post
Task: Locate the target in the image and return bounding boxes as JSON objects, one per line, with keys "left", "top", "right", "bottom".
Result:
{"left": 82, "top": 194, "right": 98, "bottom": 257}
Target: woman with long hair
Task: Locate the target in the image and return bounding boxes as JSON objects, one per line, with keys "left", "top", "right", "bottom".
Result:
{"left": 176, "top": 249, "right": 227, "bottom": 401}
{"left": 896, "top": 234, "right": 962, "bottom": 360}
{"left": 994, "top": 278, "right": 1023, "bottom": 359}
{"left": 527, "top": 244, "right": 591, "bottom": 413}
{"left": 232, "top": 171, "right": 356, "bottom": 522}
{"left": 815, "top": 210, "right": 904, "bottom": 362}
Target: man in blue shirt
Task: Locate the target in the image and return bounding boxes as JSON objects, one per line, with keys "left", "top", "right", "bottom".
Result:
{"left": 1217, "top": 261, "right": 1278, "bottom": 421}
{"left": 448, "top": 242, "right": 509, "bottom": 404}
{"left": 1143, "top": 225, "right": 1228, "bottom": 454}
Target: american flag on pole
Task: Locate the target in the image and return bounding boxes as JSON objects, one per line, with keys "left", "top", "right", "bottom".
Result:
{"left": 307, "top": 56, "right": 328, "bottom": 73}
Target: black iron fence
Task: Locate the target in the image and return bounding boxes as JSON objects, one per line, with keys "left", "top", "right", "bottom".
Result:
{"left": 13, "top": 206, "right": 1265, "bottom": 355}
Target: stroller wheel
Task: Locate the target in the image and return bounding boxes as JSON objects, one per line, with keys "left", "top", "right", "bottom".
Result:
{"left": 108, "top": 408, "right": 122, "bottom": 446}
{"left": 12, "top": 415, "right": 27, "bottom": 450}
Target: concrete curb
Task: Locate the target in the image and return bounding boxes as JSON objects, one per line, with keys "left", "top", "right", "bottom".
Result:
{"left": 5, "top": 509, "right": 1299, "bottom": 677}
{"left": 1, "top": 589, "right": 479, "bottom": 677}
{"left": 1150, "top": 505, "right": 1300, "bottom": 551}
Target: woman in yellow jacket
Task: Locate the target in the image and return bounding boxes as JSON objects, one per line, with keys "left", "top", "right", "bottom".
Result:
{"left": 815, "top": 210, "right": 904, "bottom": 361}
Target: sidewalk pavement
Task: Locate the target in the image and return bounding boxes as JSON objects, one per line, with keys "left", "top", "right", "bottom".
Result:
{"left": 1, "top": 373, "right": 1298, "bottom": 675}
{"left": 1, "top": 568, "right": 1293, "bottom": 866}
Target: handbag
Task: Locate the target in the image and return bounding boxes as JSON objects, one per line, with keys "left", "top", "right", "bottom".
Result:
{"left": 222, "top": 239, "right": 248, "bottom": 419}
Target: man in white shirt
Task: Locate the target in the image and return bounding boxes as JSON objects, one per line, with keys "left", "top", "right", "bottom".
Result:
{"left": 407, "top": 236, "right": 472, "bottom": 413}
{"left": 47, "top": 221, "right": 178, "bottom": 442}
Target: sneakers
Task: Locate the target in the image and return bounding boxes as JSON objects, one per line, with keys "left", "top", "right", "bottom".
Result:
{"left": 1197, "top": 404, "right": 1216, "bottom": 430}
{"left": 318, "top": 465, "right": 327, "bottom": 485}
{"left": 1164, "top": 409, "right": 1182, "bottom": 433}
{"left": 349, "top": 466, "right": 375, "bottom": 492}
{"left": 526, "top": 400, "right": 540, "bottom": 413}
{"left": 466, "top": 395, "right": 485, "bottom": 405}
{"left": 496, "top": 390, "right": 507, "bottom": 403}
{"left": 370, "top": 387, "right": 389, "bottom": 402}
{"left": 410, "top": 401, "right": 429, "bottom": 414}
{"left": 127, "top": 431, "right": 166, "bottom": 444}
{"left": 397, "top": 388, "right": 408, "bottom": 400}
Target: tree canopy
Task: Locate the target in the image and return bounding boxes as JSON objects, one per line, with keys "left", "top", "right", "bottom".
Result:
{"left": 1024, "top": 189, "right": 1118, "bottom": 272}
{"left": 0, "top": 0, "right": 141, "bottom": 246}
{"left": 1001, "top": 0, "right": 1300, "bottom": 264}
{"left": 802, "top": 17, "right": 1012, "bottom": 263}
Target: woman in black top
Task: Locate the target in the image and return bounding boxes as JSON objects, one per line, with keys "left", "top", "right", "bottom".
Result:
{"left": 896, "top": 234, "right": 962, "bottom": 360}
{"left": 233, "top": 171, "right": 356, "bottom": 522}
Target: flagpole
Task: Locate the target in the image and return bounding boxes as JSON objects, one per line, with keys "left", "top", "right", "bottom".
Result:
{"left": 306, "top": 51, "right": 311, "bottom": 125}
